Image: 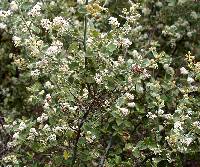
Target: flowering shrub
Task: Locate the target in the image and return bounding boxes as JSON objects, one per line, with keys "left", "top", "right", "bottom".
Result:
{"left": 0, "top": 0, "right": 200, "bottom": 166}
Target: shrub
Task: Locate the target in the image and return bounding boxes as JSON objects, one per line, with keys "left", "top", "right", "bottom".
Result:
{"left": 0, "top": 0, "right": 200, "bottom": 166}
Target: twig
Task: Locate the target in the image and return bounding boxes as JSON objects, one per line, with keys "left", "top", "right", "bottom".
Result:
{"left": 84, "top": 0, "right": 89, "bottom": 67}
{"left": 99, "top": 134, "right": 113, "bottom": 167}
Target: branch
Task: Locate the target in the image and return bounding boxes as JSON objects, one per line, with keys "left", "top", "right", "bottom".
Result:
{"left": 84, "top": 0, "right": 89, "bottom": 67}
{"left": 99, "top": 134, "right": 113, "bottom": 167}
{"left": 71, "top": 91, "right": 111, "bottom": 166}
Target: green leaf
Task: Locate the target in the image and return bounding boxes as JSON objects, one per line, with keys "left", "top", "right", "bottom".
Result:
{"left": 116, "top": 118, "right": 123, "bottom": 126}
{"left": 78, "top": 6, "right": 87, "bottom": 14}
{"left": 107, "top": 43, "right": 117, "bottom": 53}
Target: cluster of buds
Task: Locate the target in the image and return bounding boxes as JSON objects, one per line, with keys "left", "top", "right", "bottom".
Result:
{"left": 86, "top": 3, "right": 104, "bottom": 17}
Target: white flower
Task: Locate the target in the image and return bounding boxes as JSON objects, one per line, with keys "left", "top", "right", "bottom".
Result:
{"left": 27, "top": 134, "right": 35, "bottom": 140}
{"left": 190, "top": 11, "right": 198, "bottom": 20}
{"left": 181, "top": 135, "right": 193, "bottom": 146}
{"left": 164, "top": 114, "right": 172, "bottom": 119}
{"left": 119, "top": 108, "right": 129, "bottom": 116}
{"left": 118, "top": 56, "right": 125, "bottom": 64}
{"left": 46, "top": 40, "right": 63, "bottom": 55}
{"left": 184, "top": 137, "right": 193, "bottom": 146}
{"left": 187, "top": 32, "right": 193, "bottom": 38}
{"left": 39, "top": 90, "right": 45, "bottom": 96}
{"left": 108, "top": 17, "right": 120, "bottom": 27}
{"left": 0, "top": 23, "right": 7, "bottom": 29}
{"left": 180, "top": 67, "right": 188, "bottom": 75}
{"left": 132, "top": 50, "right": 139, "bottom": 57}
{"left": 174, "top": 121, "right": 183, "bottom": 131}
{"left": 52, "top": 16, "right": 69, "bottom": 31}
{"left": 157, "top": 108, "right": 164, "bottom": 116}
{"left": 37, "top": 113, "right": 48, "bottom": 123}
{"left": 46, "top": 94, "right": 51, "bottom": 101}
{"left": 28, "top": 2, "right": 42, "bottom": 17}
{"left": 127, "top": 102, "right": 135, "bottom": 108}
{"left": 46, "top": 46, "right": 59, "bottom": 55}
{"left": 0, "top": 10, "right": 11, "bottom": 18}
{"left": 142, "top": 7, "right": 151, "bottom": 16}
{"left": 43, "top": 101, "right": 50, "bottom": 109}
{"left": 12, "top": 36, "right": 21, "bottom": 46}
{"left": 18, "top": 121, "right": 26, "bottom": 131}
{"left": 29, "top": 128, "right": 38, "bottom": 136}
{"left": 7, "top": 141, "right": 17, "bottom": 148}
{"left": 147, "top": 112, "right": 157, "bottom": 119}
{"left": 125, "top": 93, "right": 134, "bottom": 100}
{"left": 10, "top": 1, "right": 18, "bottom": 11}
{"left": 13, "top": 132, "right": 20, "bottom": 139}
{"left": 43, "top": 124, "right": 51, "bottom": 132}
{"left": 156, "top": 2, "right": 163, "bottom": 7}
{"left": 47, "top": 134, "right": 56, "bottom": 141}
{"left": 193, "top": 121, "right": 200, "bottom": 128}
{"left": 53, "top": 126, "right": 63, "bottom": 134}
{"left": 77, "top": 0, "right": 84, "bottom": 5}
{"left": 120, "top": 38, "right": 132, "bottom": 47}
{"left": 42, "top": 113, "right": 48, "bottom": 120}
{"left": 45, "top": 81, "right": 54, "bottom": 89}
{"left": 31, "top": 69, "right": 40, "bottom": 77}
{"left": 41, "top": 19, "right": 52, "bottom": 31}
{"left": 94, "top": 73, "right": 102, "bottom": 84}
{"left": 187, "top": 77, "right": 194, "bottom": 83}
{"left": 13, "top": 121, "right": 17, "bottom": 126}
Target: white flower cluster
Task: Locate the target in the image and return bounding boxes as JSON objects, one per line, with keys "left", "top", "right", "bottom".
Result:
{"left": 47, "top": 133, "right": 56, "bottom": 141}
{"left": 77, "top": 0, "right": 84, "bottom": 5}
{"left": 46, "top": 40, "right": 63, "bottom": 55}
{"left": 142, "top": 7, "right": 151, "bottom": 16}
{"left": 12, "top": 36, "right": 21, "bottom": 46}
{"left": 187, "top": 77, "right": 194, "bottom": 84}
{"left": 52, "top": 16, "right": 69, "bottom": 31}
{"left": 2, "top": 154, "right": 19, "bottom": 164}
{"left": 13, "top": 132, "right": 20, "bottom": 139}
{"left": 45, "top": 81, "right": 54, "bottom": 89}
{"left": 28, "top": 2, "right": 42, "bottom": 17}
{"left": 27, "top": 128, "right": 38, "bottom": 140}
{"left": 37, "top": 113, "right": 48, "bottom": 123}
{"left": 190, "top": 11, "right": 198, "bottom": 20}
{"left": 0, "top": 22, "right": 7, "bottom": 29}
{"left": 193, "top": 121, "right": 200, "bottom": 129}
{"left": 118, "top": 38, "right": 132, "bottom": 48}
{"left": 119, "top": 108, "right": 129, "bottom": 116}
{"left": 31, "top": 69, "right": 40, "bottom": 77}
{"left": 147, "top": 112, "right": 157, "bottom": 119}
{"left": 126, "top": 93, "right": 136, "bottom": 108}
{"left": 53, "top": 126, "right": 64, "bottom": 134}
{"left": 180, "top": 134, "right": 193, "bottom": 146}
{"left": 9, "top": 121, "right": 27, "bottom": 147}
{"left": 180, "top": 67, "right": 188, "bottom": 75}
{"left": 41, "top": 16, "right": 69, "bottom": 32}
{"left": 43, "top": 124, "right": 51, "bottom": 132}
{"left": 94, "top": 73, "right": 103, "bottom": 84}
{"left": 174, "top": 121, "right": 183, "bottom": 131}
{"left": 85, "top": 131, "right": 96, "bottom": 143}
{"left": 43, "top": 94, "right": 52, "bottom": 109}
{"left": 125, "top": 93, "right": 135, "bottom": 100}
{"left": 157, "top": 108, "right": 164, "bottom": 116}
{"left": 108, "top": 17, "right": 120, "bottom": 27}
{"left": 0, "top": 10, "right": 12, "bottom": 18}
{"left": 10, "top": 1, "right": 18, "bottom": 11}
{"left": 41, "top": 19, "right": 52, "bottom": 31}
{"left": 127, "top": 102, "right": 135, "bottom": 108}
{"left": 18, "top": 121, "right": 27, "bottom": 131}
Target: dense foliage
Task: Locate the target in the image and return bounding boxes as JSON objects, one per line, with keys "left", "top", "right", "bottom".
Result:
{"left": 0, "top": 0, "right": 200, "bottom": 166}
